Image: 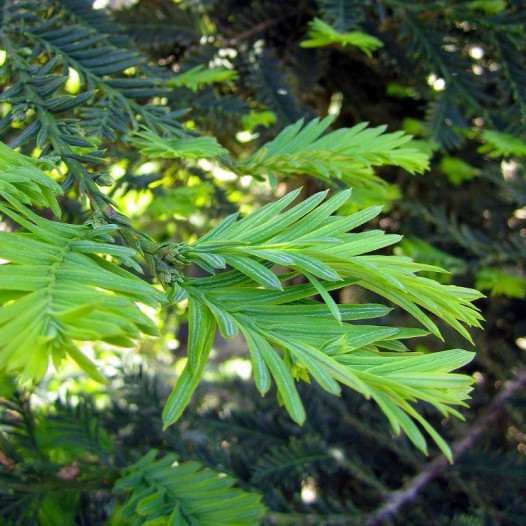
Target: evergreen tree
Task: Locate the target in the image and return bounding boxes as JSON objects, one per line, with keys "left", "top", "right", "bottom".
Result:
{"left": 0, "top": 0, "right": 524, "bottom": 524}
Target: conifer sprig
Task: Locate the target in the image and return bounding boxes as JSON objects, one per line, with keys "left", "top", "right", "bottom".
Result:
{"left": 163, "top": 189, "right": 483, "bottom": 458}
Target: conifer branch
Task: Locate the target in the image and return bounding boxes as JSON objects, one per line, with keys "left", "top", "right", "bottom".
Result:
{"left": 365, "top": 366, "right": 526, "bottom": 525}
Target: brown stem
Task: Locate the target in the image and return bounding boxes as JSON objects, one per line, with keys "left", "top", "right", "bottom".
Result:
{"left": 365, "top": 367, "right": 526, "bottom": 526}
{"left": 222, "top": 14, "right": 291, "bottom": 46}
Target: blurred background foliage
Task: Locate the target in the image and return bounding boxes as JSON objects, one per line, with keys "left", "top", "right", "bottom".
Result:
{"left": 1, "top": 0, "right": 526, "bottom": 524}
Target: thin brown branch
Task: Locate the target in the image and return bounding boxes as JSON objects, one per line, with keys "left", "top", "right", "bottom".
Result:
{"left": 365, "top": 366, "right": 526, "bottom": 526}
{"left": 222, "top": 14, "right": 291, "bottom": 46}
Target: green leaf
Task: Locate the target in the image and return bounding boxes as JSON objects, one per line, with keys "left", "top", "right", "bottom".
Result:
{"left": 439, "top": 156, "right": 481, "bottom": 186}
{"left": 234, "top": 116, "right": 429, "bottom": 187}
{"left": 224, "top": 255, "right": 283, "bottom": 290}
{"left": 66, "top": 344, "right": 108, "bottom": 384}
{"left": 478, "top": 130, "right": 526, "bottom": 158}
{"left": 187, "top": 299, "right": 216, "bottom": 371}
{"left": 305, "top": 273, "right": 342, "bottom": 323}
{"left": 113, "top": 452, "right": 266, "bottom": 525}
{"left": 476, "top": 267, "right": 526, "bottom": 298}
{"left": 162, "top": 298, "right": 216, "bottom": 427}
{"left": 241, "top": 327, "right": 272, "bottom": 396}
{"left": 0, "top": 149, "right": 164, "bottom": 383}
{"left": 129, "top": 128, "right": 227, "bottom": 160}
{"left": 205, "top": 299, "right": 239, "bottom": 338}
{"left": 301, "top": 18, "right": 383, "bottom": 57}
{"left": 167, "top": 65, "right": 238, "bottom": 91}
{"left": 241, "top": 327, "right": 305, "bottom": 424}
